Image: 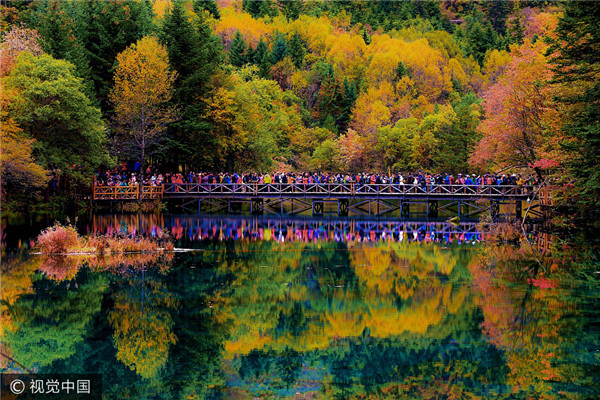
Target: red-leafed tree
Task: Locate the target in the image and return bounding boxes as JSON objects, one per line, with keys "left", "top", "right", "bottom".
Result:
{"left": 470, "top": 40, "right": 560, "bottom": 179}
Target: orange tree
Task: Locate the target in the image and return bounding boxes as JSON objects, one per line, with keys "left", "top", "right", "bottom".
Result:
{"left": 109, "top": 36, "right": 177, "bottom": 173}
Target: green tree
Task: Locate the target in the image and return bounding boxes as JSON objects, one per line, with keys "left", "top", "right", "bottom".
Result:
{"left": 243, "top": 0, "right": 277, "bottom": 19}
{"left": 465, "top": 19, "right": 499, "bottom": 66}
{"left": 229, "top": 31, "right": 248, "bottom": 67}
{"left": 23, "top": 0, "right": 94, "bottom": 100}
{"left": 253, "top": 38, "right": 272, "bottom": 78}
{"left": 339, "top": 77, "right": 358, "bottom": 133}
{"left": 160, "top": 1, "right": 223, "bottom": 169}
{"left": 288, "top": 31, "right": 306, "bottom": 68}
{"left": 434, "top": 93, "right": 482, "bottom": 174}
{"left": 482, "top": 0, "right": 510, "bottom": 36}
{"left": 80, "top": 0, "right": 154, "bottom": 108}
{"left": 548, "top": 1, "right": 600, "bottom": 212}
{"left": 193, "top": 0, "right": 220, "bottom": 19}
{"left": 362, "top": 28, "right": 371, "bottom": 45}
{"left": 311, "top": 139, "right": 339, "bottom": 171}
{"left": 271, "top": 34, "right": 288, "bottom": 64}
{"left": 277, "top": 0, "right": 304, "bottom": 21}
{"left": 4, "top": 53, "right": 110, "bottom": 182}
{"left": 507, "top": 3, "right": 525, "bottom": 45}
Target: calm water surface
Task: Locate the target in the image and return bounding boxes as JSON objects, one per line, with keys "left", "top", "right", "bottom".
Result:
{"left": 1, "top": 213, "right": 599, "bottom": 399}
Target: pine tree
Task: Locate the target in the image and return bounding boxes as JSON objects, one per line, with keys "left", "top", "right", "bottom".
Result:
{"left": 362, "top": 28, "right": 371, "bottom": 45}
{"left": 160, "top": 1, "right": 223, "bottom": 168}
{"left": 288, "top": 32, "right": 306, "bottom": 68}
{"left": 253, "top": 38, "right": 268, "bottom": 64}
{"left": 508, "top": 3, "right": 524, "bottom": 45}
{"left": 243, "top": 0, "right": 277, "bottom": 19}
{"left": 395, "top": 61, "right": 411, "bottom": 81}
{"left": 24, "top": 1, "right": 95, "bottom": 101}
{"left": 339, "top": 77, "right": 358, "bottom": 133}
{"left": 271, "top": 34, "right": 288, "bottom": 64}
{"left": 229, "top": 31, "right": 247, "bottom": 67}
{"left": 277, "top": 0, "right": 304, "bottom": 21}
{"left": 253, "top": 38, "right": 272, "bottom": 78}
{"left": 80, "top": 0, "right": 153, "bottom": 109}
{"left": 193, "top": 0, "right": 220, "bottom": 19}
{"left": 548, "top": 1, "right": 600, "bottom": 212}
{"left": 482, "top": 0, "right": 509, "bottom": 36}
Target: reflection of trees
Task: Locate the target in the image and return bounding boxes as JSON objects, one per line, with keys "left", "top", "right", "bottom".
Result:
{"left": 219, "top": 241, "right": 473, "bottom": 356}
{"left": 108, "top": 270, "right": 177, "bottom": 380}
{"left": 204, "top": 239, "right": 491, "bottom": 397}
{"left": 471, "top": 234, "right": 600, "bottom": 399}
{"left": 37, "top": 253, "right": 174, "bottom": 282}
{"left": 159, "top": 254, "right": 234, "bottom": 400}
{"left": 3, "top": 266, "right": 108, "bottom": 371}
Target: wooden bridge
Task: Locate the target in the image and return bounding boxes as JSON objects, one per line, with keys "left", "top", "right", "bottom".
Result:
{"left": 93, "top": 183, "right": 538, "bottom": 218}
{"left": 93, "top": 184, "right": 164, "bottom": 200}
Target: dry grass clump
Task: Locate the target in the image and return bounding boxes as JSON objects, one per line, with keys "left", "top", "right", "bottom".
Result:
{"left": 37, "top": 222, "right": 80, "bottom": 254}
{"left": 36, "top": 222, "right": 174, "bottom": 254}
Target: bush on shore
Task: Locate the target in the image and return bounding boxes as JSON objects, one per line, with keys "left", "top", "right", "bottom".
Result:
{"left": 36, "top": 222, "right": 174, "bottom": 254}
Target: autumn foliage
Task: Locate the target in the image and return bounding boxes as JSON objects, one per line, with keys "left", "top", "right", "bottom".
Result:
{"left": 110, "top": 36, "right": 178, "bottom": 168}
{"left": 36, "top": 222, "right": 174, "bottom": 255}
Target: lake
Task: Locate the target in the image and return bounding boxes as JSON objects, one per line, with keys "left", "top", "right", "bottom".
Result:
{"left": 1, "top": 213, "right": 599, "bottom": 399}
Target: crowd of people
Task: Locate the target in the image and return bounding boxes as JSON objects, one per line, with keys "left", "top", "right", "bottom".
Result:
{"left": 96, "top": 168, "right": 540, "bottom": 189}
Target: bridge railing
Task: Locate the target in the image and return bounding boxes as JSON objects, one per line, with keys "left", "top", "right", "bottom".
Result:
{"left": 93, "top": 184, "right": 164, "bottom": 200}
{"left": 162, "top": 182, "right": 534, "bottom": 197}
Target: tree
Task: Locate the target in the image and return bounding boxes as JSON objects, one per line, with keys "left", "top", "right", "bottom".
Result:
{"left": 277, "top": 0, "right": 304, "bottom": 21}
{"left": 339, "top": 77, "right": 358, "bottom": 133}
{"left": 80, "top": 0, "right": 154, "bottom": 107}
{"left": 0, "top": 113, "right": 48, "bottom": 199}
{"left": 229, "top": 31, "right": 248, "bottom": 67}
{"left": 311, "top": 139, "right": 339, "bottom": 171}
{"left": 470, "top": 40, "right": 556, "bottom": 179}
{"left": 271, "top": 34, "right": 288, "bottom": 64}
{"left": 193, "top": 0, "right": 220, "bottom": 20}
{"left": 23, "top": 1, "right": 94, "bottom": 99}
{"left": 109, "top": 36, "right": 178, "bottom": 174}
{"left": 243, "top": 0, "right": 277, "bottom": 19}
{"left": 0, "top": 26, "right": 43, "bottom": 77}
{"left": 4, "top": 53, "right": 109, "bottom": 183}
{"left": 160, "top": 1, "right": 223, "bottom": 168}
{"left": 253, "top": 38, "right": 272, "bottom": 78}
{"left": 288, "top": 32, "right": 306, "bottom": 68}
{"left": 434, "top": 93, "right": 482, "bottom": 174}
{"left": 548, "top": 1, "right": 600, "bottom": 210}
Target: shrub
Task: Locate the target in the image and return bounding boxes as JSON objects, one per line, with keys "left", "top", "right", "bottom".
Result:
{"left": 37, "top": 222, "right": 80, "bottom": 254}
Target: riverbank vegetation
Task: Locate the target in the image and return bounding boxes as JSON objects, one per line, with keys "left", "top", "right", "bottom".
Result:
{"left": 36, "top": 221, "right": 174, "bottom": 255}
{"left": 1, "top": 1, "right": 598, "bottom": 219}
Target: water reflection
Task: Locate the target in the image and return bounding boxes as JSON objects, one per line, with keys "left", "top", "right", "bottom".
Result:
{"left": 1, "top": 215, "right": 599, "bottom": 399}
{"left": 90, "top": 214, "right": 483, "bottom": 245}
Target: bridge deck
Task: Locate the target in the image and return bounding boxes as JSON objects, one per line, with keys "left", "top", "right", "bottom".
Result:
{"left": 93, "top": 183, "right": 535, "bottom": 201}
{"left": 162, "top": 183, "right": 533, "bottom": 201}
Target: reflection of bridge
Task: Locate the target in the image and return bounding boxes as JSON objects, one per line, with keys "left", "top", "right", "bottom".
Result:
{"left": 90, "top": 214, "right": 554, "bottom": 252}
{"left": 94, "top": 183, "right": 536, "bottom": 217}
{"left": 91, "top": 214, "right": 483, "bottom": 245}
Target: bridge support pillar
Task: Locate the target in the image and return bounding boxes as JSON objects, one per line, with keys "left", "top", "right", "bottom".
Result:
{"left": 312, "top": 200, "right": 323, "bottom": 216}
{"left": 401, "top": 202, "right": 409, "bottom": 217}
{"left": 338, "top": 199, "right": 348, "bottom": 216}
{"left": 515, "top": 201, "right": 522, "bottom": 219}
{"left": 490, "top": 201, "right": 500, "bottom": 219}
{"left": 251, "top": 198, "right": 263, "bottom": 214}
{"left": 428, "top": 200, "right": 438, "bottom": 218}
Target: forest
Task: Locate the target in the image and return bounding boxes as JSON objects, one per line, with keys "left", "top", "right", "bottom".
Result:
{"left": 1, "top": 0, "right": 599, "bottom": 215}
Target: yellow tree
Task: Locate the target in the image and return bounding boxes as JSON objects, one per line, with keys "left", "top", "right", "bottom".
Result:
{"left": 109, "top": 36, "right": 177, "bottom": 172}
